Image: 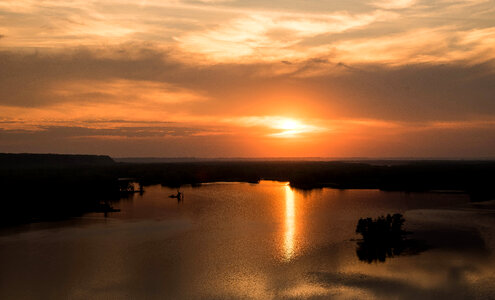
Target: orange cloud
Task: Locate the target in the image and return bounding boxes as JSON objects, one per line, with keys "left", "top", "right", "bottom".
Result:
{"left": 177, "top": 10, "right": 396, "bottom": 62}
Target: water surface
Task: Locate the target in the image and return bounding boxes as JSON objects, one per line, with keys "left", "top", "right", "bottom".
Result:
{"left": 1, "top": 181, "right": 494, "bottom": 299}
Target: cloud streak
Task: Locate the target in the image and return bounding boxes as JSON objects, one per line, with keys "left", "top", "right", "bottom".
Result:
{"left": 1, "top": 0, "right": 494, "bottom": 65}
{"left": 177, "top": 10, "right": 396, "bottom": 61}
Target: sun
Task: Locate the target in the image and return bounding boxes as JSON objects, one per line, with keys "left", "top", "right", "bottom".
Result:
{"left": 280, "top": 119, "right": 301, "bottom": 131}
{"left": 271, "top": 118, "right": 315, "bottom": 138}
{"left": 240, "top": 116, "right": 321, "bottom": 138}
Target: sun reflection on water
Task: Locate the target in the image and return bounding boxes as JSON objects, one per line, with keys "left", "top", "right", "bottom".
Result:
{"left": 283, "top": 184, "right": 296, "bottom": 261}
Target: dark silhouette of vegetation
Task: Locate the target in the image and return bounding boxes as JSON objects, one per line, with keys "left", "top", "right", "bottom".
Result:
{"left": 1, "top": 153, "right": 495, "bottom": 225}
{"left": 355, "top": 214, "right": 427, "bottom": 263}
{"left": 0, "top": 153, "right": 114, "bottom": 169}
{"left": 356, "top": 214, "right": 405, "bottom": 241}
{"left": 356, "top": 214, "right": 406, "bottom": 263}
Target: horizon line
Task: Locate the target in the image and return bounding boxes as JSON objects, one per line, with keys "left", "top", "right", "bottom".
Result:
{"left": 113, "top": 156, "right": 495, "bottom": 161}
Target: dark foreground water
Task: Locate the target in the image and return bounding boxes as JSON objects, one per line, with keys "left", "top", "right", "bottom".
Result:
{"left": 1, "top": 181, "right": 495, "bottom": 299}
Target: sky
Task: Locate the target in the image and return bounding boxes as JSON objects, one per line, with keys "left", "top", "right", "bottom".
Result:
{"left": 0, "top": 0, "right": 494, "bottom": 158}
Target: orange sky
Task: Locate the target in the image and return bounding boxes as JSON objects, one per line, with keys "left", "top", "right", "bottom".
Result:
{"left": 0, "top": 0, "right": 495, "bottom": 157}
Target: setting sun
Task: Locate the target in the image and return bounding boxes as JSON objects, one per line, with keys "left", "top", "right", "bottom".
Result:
{"left": 279, "top": 119, "right": 300, "bottom": 131}
{"left": 269, "top": 118, "right": 320, "bottom": 138}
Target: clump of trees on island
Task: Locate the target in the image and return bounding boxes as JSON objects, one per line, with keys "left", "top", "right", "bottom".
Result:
{"left": 355, "top": 214, "right": 409, "bottom": 263}
{"left": 356, "top": 213, "right": 405, "bottom": 241}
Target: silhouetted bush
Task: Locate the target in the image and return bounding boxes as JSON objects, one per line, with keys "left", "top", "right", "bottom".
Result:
{"left": 355, "top": 214, "right": 407, "bottom": 263}
{"left": 356, "top": 213, "right": 405, "bottom": 241}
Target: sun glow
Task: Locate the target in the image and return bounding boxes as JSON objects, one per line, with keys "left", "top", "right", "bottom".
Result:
{"left": 271, "top": 118, "right": 318, "bottom": 138}
{"left": 234, "top": 116, "right": 323, "bottom": 138}
{"left": 280, "top": 119, "right": 300, "bottom": 130}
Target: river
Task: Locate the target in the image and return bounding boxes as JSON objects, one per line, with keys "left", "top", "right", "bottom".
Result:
{"left": 1, "top": 181, "right": 494, "bottom": 299}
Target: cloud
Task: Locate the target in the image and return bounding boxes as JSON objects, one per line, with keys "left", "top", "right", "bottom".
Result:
{"left": 0, "top": 47, "right": 188, "bottom": 107}
{"left": 0, "top": 125, "right": 245, "bottom": 157}
{"left": 371, "top": 0, "right": 417, "bottom": 9}
{"left": 1, "top": 47, "right": 495, "bottom": 123}
{"left": 1, "top": 0, "right": 495, "bottom": 158}
{"left": 0, "top": 41, "right": 495, "bottom": 157}
{"left": 50, "top": 79, "right": 206, "bottom": 105}
{"left": 176, "top": 10, "right": 396, "bottom": 62}
{"left": 0, "top": 124, "right": 231, "bottom": 144}
{"left": 190, "top": 0, "right": 235, "bottom": 3}
{"left": 1, "top": 0, "right": 494, "bottom": 66}
{"left": 315, "top": 26, "right": 495, "bottom": 65}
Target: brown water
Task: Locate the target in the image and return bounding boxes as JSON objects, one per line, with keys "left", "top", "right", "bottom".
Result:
{"left": 1, "top": 181, "right": 494, "bottom": 299}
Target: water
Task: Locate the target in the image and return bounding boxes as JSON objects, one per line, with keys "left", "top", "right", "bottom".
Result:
{"left": 1, "top": 181, "right": 494, "bottom": 299}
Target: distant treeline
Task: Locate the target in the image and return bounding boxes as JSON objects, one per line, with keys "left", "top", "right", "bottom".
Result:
{"left": 1, "top": 153, "right": 494, "bottom": 225}
{"left": 110, "top": 160, "right": 495, "bottom": 194}
{"left": 0, "top": 153, "right": 114, "bottom": 169}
